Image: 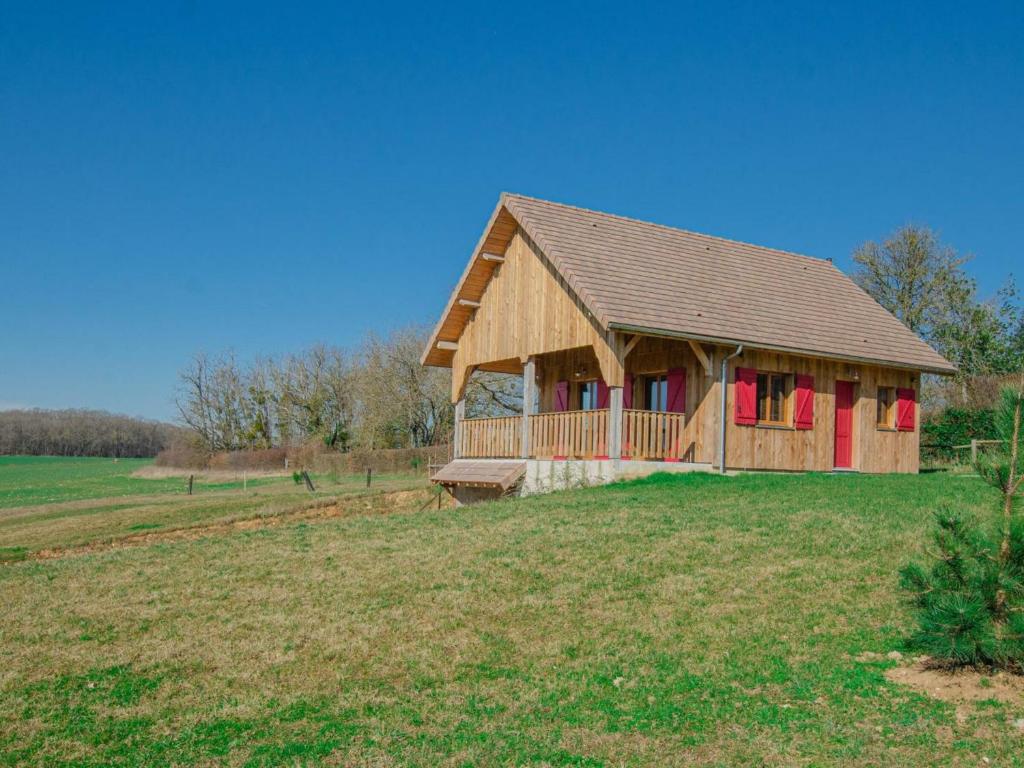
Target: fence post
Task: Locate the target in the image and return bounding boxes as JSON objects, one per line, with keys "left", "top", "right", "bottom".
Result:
{"left": 971, "top": 439, "right": 978, "bottom": 464}
{"left": 188, "top": 474, "right": 194, "bottom": 495}
{"left": 366, "top": 467, "right": 372, "bottom": 488}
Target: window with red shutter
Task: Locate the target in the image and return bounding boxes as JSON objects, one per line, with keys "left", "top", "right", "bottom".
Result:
{"left": 896, "top": 388, "right": 916, "bottom": 431}
{"left": 666, "top": 368, "right": 687, "bottom": 413}
{"left": 555, "top": 380, "right": 569, "bottom": 412}
{"left": 734, "top": 368, "right": 758, "bottom": 425}
{"left": 794, "top": 375, "right": 814, "bottom": 430}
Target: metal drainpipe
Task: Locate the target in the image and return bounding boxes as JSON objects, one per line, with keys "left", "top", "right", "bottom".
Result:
{"left": 719, "top": 345, "right": 744, "bottom": 474}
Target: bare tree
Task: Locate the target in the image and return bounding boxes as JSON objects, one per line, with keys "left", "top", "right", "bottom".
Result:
{"left": 852, "top": 225, "right": 969, "bottom": 338}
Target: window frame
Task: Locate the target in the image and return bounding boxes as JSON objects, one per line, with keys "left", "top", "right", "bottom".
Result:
{"left": 755, "top": 371, "right": 794, "bottom": 428}
{"left": 876, "top": 386, "right": 897, "bottom": 430}
{"left": 577, "top": 379, "right": 600, "bottom": 411}
{"left": 643, "top": 373, "right": 669, "bottom": 413}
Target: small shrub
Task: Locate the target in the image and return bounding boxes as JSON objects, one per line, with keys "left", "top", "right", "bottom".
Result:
{"left": 899, "top": 511, "right": 1024, "bottom": 667}
{"left": 921, "top": 407, "right": 997, "bottom": 464}
{"left": 901, "top": 382, "right": 1024, "bottom": 670}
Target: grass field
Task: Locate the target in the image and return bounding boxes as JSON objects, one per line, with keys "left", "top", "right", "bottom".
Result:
{"left": 1, "top": 463, "right": 1022, "bottom": 766}
{"left": 0, "top": 456, "right": 430, "bottom": 561}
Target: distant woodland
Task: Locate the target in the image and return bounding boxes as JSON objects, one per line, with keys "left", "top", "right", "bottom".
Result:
{"left": 0, "top": 409, "right": 181, "bottom": 458}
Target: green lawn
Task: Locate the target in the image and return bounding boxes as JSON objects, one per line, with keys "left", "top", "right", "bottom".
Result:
{"left": 2, "top": 470, "right": 1020, "bottom": 766}
{"left": 0, "top": 456, "right": 279, "bottom": 509}
{"left": 0, "top": 456, "right": 430, "bottom": 559}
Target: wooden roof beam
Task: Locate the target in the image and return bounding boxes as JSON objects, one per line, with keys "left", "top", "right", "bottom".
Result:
{"left": 436, "top": 341, "right": 458, "bottom": 351}
{"left": 622, "top": 334, "right": 642, "bottom": 359}
{"left": 480, "top": 252, "right": 505, "bottom": 263}
{"left": 688, "top": 340, "right": 713, "bottom": 376}
{"left": 457, "top": 299, "right": 481, "bottom": 308}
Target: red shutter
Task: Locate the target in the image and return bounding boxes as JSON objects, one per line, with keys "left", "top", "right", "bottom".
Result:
{"left": 666, "top": 368, "right": 687, "bottom": 413}
{"left": 597, "top": 379, "right": 609, "bottom": 409}
{"left": 734, "top": 368, "right": 757, "bottom": 425}
{"left": 897, "top": 388, "right": 916, "bottom": 431}
{"left": 623, "top": 373, "right": 633, "bottom": 410}
{"left": 555, "top": 380, "right": 569, "bottom": 412}
{"left": 794, "top": 375, "right": 814, "bottom": 430}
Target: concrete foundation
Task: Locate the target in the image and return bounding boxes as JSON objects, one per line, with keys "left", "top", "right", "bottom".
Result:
{"left": 448, "top": 458, "right": 713, "bottom": 505}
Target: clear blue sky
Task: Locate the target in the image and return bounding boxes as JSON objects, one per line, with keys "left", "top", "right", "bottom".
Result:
{"left": 2, "top": 1, "right": 1021, "bottom": 421}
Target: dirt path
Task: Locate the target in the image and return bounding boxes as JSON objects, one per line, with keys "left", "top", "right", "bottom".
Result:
{"left": 28, "top": 488, "right": 448, "bottom": 562}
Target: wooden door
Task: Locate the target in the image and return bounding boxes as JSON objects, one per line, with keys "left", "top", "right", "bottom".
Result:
{"left": 834, "top": 381, "right": 855, "bottom": 469}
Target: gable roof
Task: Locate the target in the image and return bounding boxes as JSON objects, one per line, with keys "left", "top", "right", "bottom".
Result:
{"left": 423, "top": 193, "right": 956, "bottom": 375}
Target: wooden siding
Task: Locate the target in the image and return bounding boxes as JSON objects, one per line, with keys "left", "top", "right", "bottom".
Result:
{"left": 533, "top": 338, "right": 921, "bottom": 473}
{"left": 718, "top": 348, "right": 920, "bottom": 473}
{"left": 624, "top": 336, "right": 719, "bottom": 465}
{"left": 449, "top": 228, "right": 624, "bottom": 400}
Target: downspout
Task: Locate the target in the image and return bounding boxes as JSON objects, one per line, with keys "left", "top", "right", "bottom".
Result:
{"left": 719, "top": 345, "right": 744, "bottom": 474}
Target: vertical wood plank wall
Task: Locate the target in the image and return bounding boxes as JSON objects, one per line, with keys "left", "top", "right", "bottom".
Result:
{"left": 449, "top": 228, "right": 624, "bottom": 400}
{"left": 532, "top": 337, "right": 921, "bottom": 473}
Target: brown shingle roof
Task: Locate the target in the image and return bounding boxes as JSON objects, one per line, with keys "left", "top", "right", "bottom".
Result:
{"left": 424, "top": 194, "right": 955, "bottom": 374}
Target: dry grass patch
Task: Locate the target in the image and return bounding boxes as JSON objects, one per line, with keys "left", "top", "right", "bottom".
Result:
{"left": 3, "top": 471, "right": 1024, "bottom": 765}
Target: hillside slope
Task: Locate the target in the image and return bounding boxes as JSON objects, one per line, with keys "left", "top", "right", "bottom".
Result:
{"left": 1, "top": 472, "right": 1020, "bottom": 766}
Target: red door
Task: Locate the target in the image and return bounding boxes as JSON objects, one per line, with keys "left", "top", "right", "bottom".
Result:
{"left": 834, "top": 381, "right": 855, "bottom": 469}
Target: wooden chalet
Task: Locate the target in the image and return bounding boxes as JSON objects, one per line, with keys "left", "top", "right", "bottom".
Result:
{"left": 423, "top": 194, "right": 955, "bottom": 498}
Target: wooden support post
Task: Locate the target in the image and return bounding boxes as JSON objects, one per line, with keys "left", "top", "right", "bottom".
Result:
{"left": 971, "top": 439, "right": 978, "bottom": 464}
{"left": 366, "top": 467, "right": 372, "bottom": 488}
{"left": 453, "top": 398, "right": 465, "bottom": 459}
{"left": 521, "top": 357, "right": 536, "bottom": 458}
{"left": 608, "top": 386, "right": 623, "bottom": 460}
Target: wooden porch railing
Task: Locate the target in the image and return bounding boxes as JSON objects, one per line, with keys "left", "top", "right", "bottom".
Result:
{"left": 456, "top": 409, "right": 686, "bottom": 461}
{"left": 529, "top": 409, "right": 609, "bottom": 460}
{"left": 622, "top": 410, "right": 686, "bottom": 461}
{"left": 458, "top": 415, "right": 522, "bottom": 458}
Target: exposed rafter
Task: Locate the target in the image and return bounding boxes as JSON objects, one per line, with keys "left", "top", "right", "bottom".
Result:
{"left": 688, "top": 340, "right": 713, "bottom": 376}
{"left": 622, "top": 334, "right": 642, "bottom": 359}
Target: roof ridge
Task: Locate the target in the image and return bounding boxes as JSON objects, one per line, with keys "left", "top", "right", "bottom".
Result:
{"left": 501, "top": 191, "right": 833, "bottom": 266}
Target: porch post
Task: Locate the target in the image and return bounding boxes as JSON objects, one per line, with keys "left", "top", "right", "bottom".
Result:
{"left": 521, "top": 356, "right": 535, "bottom": 458}
{"left": 453, "top": 398, "right": 465, "bottom": 459}
{"left": 608, "top": 386, "right": 623, "bottom": 460}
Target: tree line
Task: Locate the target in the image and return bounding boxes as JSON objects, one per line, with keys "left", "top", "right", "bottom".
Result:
{"left": 852, "top": 224, "right": 1023, "bottom": 408}
{"left": 175, "top": 326, "right": 519, "bottom": 455}
{"left": 0, "top": 409, "right": 181, "bottom": 458}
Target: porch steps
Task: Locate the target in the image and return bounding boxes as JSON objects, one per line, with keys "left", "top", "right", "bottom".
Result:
{"left": 430, "top": 460, "right": 527, "bottom": 491}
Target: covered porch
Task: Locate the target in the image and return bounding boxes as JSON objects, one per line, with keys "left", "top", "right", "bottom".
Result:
{"left": 457, "top": 408, "right": 686, "bottom": 461}
{"left": 452, "top": 345, "right": 693, "bottom": 463}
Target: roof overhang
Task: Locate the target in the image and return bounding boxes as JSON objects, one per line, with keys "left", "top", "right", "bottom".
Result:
{"left": 421, "top": 199, "right": 519, "bottom": 368}
{"left": 608, "top": 323, "right": 958, "bottom": 376}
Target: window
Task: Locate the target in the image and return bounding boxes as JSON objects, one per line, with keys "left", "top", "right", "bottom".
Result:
{"left": 644, "top": 374, "right": 668, "bottom": 412}
{"left": 578, "top": 380, "right": 599, "bottom": 411}
{"left": 877, "top": 387, "right": 896, "bottom": 428}
{"left": 756, "top": 372, "right": 792, "bottom": 426}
